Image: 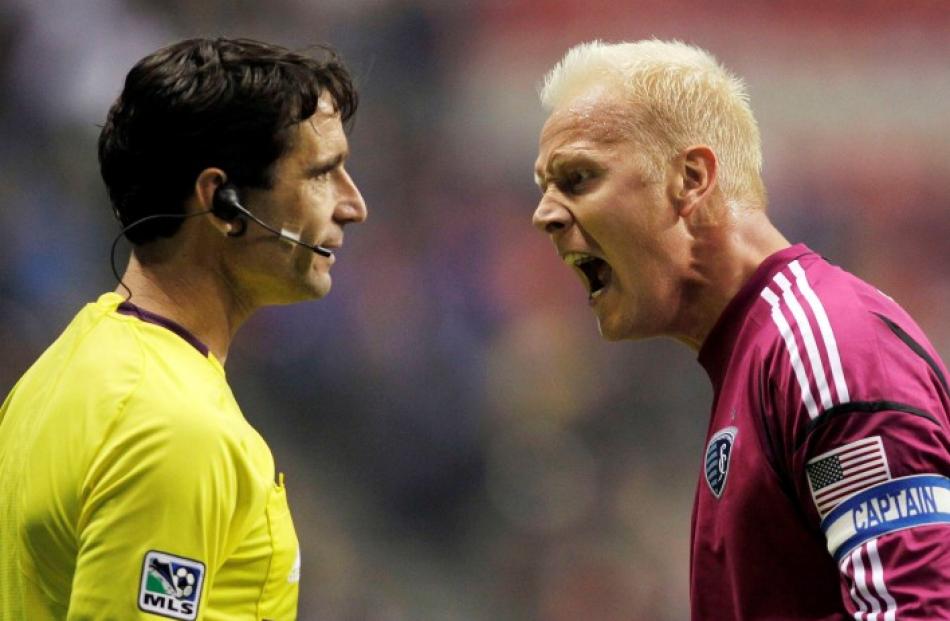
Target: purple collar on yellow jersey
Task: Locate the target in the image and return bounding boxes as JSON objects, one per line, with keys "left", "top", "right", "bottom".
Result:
{"left": 116, "top": 301, "right": 210, "bottom": 358}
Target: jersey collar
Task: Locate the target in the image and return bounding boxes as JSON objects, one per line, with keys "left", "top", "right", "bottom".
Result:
{"left": 115, "top": 299, "right": 211, "bottom": 358}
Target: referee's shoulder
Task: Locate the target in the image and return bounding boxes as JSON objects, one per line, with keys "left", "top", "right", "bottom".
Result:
{"left": 119, "top": 375, "right": 246, "bottom": 451}
{"left": 78, "top": 324, "right": 246, "bottom": 451}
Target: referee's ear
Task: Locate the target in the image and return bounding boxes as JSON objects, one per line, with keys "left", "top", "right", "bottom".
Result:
{"left": 194, "top": 168, "right": 234, "bottom": 237}
{"left": 673, "top": 145, "right": 718, "bottom": 219}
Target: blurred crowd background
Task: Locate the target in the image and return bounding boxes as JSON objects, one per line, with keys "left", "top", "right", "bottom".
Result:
{"left": 1, "top": 1, "right": 948, "bottom": 619}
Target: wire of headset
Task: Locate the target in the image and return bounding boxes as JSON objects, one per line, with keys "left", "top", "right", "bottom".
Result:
{"left": 109, "top": 210, "right": 212, "bottom": 301}
{"left": 110, "top": 182, "right": 333, "bottom": 299}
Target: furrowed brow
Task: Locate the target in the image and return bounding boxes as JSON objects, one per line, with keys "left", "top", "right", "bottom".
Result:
{"left": 534, "top": 168, "right": 546, "bottom": 190}
{"left": 535, "top": 153, "right": 568, "bottom": 191}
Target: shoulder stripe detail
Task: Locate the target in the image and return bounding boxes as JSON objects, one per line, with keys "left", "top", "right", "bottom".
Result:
{"left": 822, "top": 474, "right": 950, "bottom": 562}
{"left": 761, "top": 286, "right": 819, "bottom": 418}
{"left": 866, "top": 539, "right": 897, "bottom": 621}
{"left": 788, "top": 260, "right": 850, "bottom": 403}
{"left": 774, "top": 272, "right": 834, "bottom": 409}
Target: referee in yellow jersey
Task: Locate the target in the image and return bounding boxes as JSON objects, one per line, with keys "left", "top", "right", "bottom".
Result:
{"left": 0, "top": 38, "right": 366, "bottom": 620}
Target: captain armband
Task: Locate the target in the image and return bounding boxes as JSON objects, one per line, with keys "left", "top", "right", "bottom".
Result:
{"left": 821, "top": 474, "right": 950, "bottom": 562}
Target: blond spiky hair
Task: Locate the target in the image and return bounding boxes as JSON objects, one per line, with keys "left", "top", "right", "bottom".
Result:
{"left": 541, "top": 39, "right": 764, "bottom": 206}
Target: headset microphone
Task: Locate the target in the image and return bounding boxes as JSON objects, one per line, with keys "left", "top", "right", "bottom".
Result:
{"left": 212, "top": 184, "right": 334, "bottom": 257}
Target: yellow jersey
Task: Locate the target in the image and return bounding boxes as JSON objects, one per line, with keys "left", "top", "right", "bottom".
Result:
{"left": 0, "top": 293, "right": 299, "bottom": 620}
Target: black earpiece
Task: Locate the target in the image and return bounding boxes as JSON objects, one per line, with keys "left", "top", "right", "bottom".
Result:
{"left": 212, "top": 183, "right": 243, "bottom": 221}
{"left": 110, "top": 180, "right": 333, "bottom": 298}
{"left": 209, "top": 180, "right": 333, "bottom": 257}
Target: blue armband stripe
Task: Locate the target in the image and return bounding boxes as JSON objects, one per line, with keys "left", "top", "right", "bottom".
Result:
{"left": 821, "top": 474, "right": 950, "bottom": 563}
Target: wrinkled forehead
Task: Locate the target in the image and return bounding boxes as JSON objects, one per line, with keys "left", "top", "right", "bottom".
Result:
{"left": 536, "top": 92, "right": 632, "bottom": 167}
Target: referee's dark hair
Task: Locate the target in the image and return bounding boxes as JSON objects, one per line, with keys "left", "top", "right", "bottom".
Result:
{"left": 98, "top": 37, "right": 358, "bottom": 245}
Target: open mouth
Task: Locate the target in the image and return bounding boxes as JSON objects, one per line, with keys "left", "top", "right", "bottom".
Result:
{"left": 563, "top": 252, "right": 613, "bottom": 300}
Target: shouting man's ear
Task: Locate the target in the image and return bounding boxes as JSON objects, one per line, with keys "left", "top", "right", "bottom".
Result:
{"left": 673, "top": 145, "right": 718, "bottom": 218}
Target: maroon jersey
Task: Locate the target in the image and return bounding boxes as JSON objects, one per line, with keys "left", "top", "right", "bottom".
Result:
{"left": 693, "top": 244, "right": 950, "bottom": 620}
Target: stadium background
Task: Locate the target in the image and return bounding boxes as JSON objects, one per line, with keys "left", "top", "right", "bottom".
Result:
{"left": 0, "top": 1, "right": 947, "bottom": 619}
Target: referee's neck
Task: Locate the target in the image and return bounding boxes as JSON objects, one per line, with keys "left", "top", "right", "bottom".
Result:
{"left": 117, "top": 253, "right": 248, "bottom": 365}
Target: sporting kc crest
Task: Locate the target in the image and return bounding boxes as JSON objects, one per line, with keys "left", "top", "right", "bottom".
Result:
{"left": 705, "top": 426, "right": 738, "bottom": 498}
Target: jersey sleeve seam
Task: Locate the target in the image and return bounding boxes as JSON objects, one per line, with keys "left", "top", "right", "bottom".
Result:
{"left": 794, "top": 400, "right": 941, "bottom": 453}
{"left": 873, "top": 311, "right": 950, "bottom": 396}
{"left": 76, "top": 321, "right": 149, "bottom": 531}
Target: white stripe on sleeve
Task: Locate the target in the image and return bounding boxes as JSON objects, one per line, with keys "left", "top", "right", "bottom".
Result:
{"left": 774, "top": 271, "right": 834, "bottom": 410}
{"left": 840, "top": 555, "right": 867, "bottom": 620}
{"left": 761, "top": 286, "right": 819, "bottom": 419}
{"left": 789, "top": 260, "right": 850, "bottom": 403}
{"left": 866, "top": 539, "right": 897, "bottom": 621}
{"left": 852, "top": 544, "right": 883, "bottom": 621}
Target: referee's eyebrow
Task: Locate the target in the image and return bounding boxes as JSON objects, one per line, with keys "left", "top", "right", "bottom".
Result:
{"left": 306, "top": 153, "right": 347, "bottom": 177}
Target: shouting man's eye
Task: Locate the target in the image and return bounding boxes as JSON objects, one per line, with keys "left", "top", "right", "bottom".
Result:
{"left": 562, "top": 169, "right": 593, "bottom": 194}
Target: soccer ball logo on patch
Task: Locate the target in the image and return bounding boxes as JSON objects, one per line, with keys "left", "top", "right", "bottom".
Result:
{"left": 138, "top": 550, "right": 205, "bottom": 620}
{"left": 705, "top": 426, "right": 738, "bottom": 499}
{"left": 172, "top": 566, "right": 196, "bottom": 598}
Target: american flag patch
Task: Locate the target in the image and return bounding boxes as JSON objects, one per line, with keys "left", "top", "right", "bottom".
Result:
{"left": 806, "top": 436, "right": 891, "bottom": 517}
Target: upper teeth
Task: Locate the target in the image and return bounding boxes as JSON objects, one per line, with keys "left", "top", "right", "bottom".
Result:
{"left": 562, "top": 252, "right": 597, "bottom": 267}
